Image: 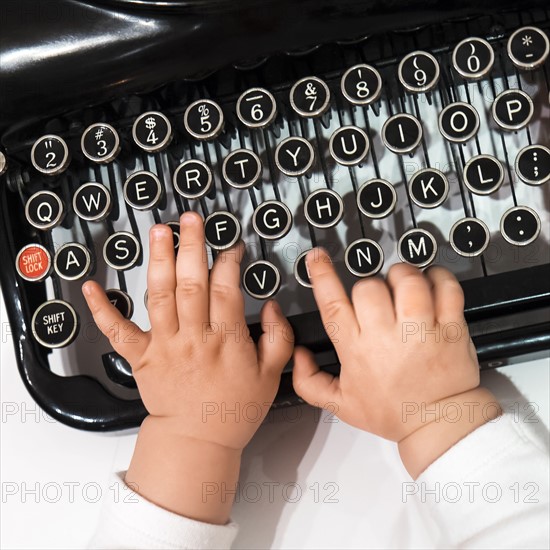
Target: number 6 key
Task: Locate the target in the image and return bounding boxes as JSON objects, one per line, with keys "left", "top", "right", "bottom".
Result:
{"left": 236, "top": 88, "right": 278, "bottom": 129}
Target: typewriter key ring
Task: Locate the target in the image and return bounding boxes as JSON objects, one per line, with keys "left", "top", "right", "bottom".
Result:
{"left": 452, "top": 37, "right": 495, "bottom": 80}
{"left": 184, "top": 99, "right": 224, "bottom": 141}
{"left": 500, "top": 206, "right": 541, "bottom": 246}
{"left": 515, "top": 145, "right": 550, "bottom": 186}
{"left": 132, "top": 111, "right": 173, "bottom": 153}
{"left": 290, "top": 76, "right": 331, "bottom": 118}
{"left": 25, "top": 190, "right": 65, "bottom": 230}
{"left": 81, "top": 123, "right": 120, "bottom": 164}
{"left": 242, "top": 260, "right": 281, "bottom": 300}
{"left": 507, "top": 26, "right": 549, "bottom": 70}
{"left": 398, "top": 51, "right": 440, "bottom": 94}
{"left": 31, "top": 135, "right": 71, "bottom": 175}
{"left": 492, "top": 89, "right": 534, "bottom": 131}
{"left": 236, "top": 88, "right": 277, "bottom": 129}
{"left": 340, "top": 64, "right": 382, "bottom": 106}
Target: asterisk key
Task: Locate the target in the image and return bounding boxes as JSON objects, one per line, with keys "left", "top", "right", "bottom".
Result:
{"left": 522, "top": 35, "right": 533, "bottom": 47}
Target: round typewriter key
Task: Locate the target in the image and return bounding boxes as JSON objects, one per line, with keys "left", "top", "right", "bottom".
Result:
{"left": 515, "top": 145, "right": 550, "bottom": 186}
{"left": 381, "top": 113, "right": 423, "bottom": 154}
{"left": 294, "top": 250, "right": 313, "bottom": 288}
{"left": 166, "top": 221, "right": 180, "bottom": 252}
{"left": 329, "top": 126, "right": 370, "bottom": 166}
{"left": 236, "top": 88, "right": 277, "bottom": 129}
{"left": 243, "top": 260, "right": 281, "bottom": 299}
{"left": 357, "top": 179, "right": 397, "bottom": 219}
{"left": 452, "top": 37, "right": 494, "bottom": 80}
{"left": 184, "top": 99, "right": 224, "bottom": 141}
{"left": 54, "top": 243, "right": 92, "bottom": 280}
{"left": 492, "top": 89, "right": 534, "bottom": 131}
{"left": 132, "top": 111, "right": 173, "bottom": 153}
{"left": 106, "top": 289, "right": 134, "bottom": 319}
{"left": 25, "top": 190, "right": 65, "bottom": 230}
{"left": 397, "top": 228, "right": 437, "bottom": 268}
{"left": 73, "top": 182, "right": 112, "bottom": 221}
{"left": 222, "top": 149, "right": 262, "bottom": 189}
{"left": 32, "top": 299, "right": 79, "bottom": 349}
{"left": 275, "top": 136, "right": 315, "bottom": 177}
{"left": 398, "top": 51, "right": 440, "bottom": 93}
{"left": 507, "top": 26, "right": 549, "bottom": 70}
{"left": 173, "top": 159, "right": 213, "bottom": 199}
{"left": 123, "top": 171, "right": 163, "bottom": 210}
{"left": 340, "top": 64, "right": 382, "bottom": 106}
{"left": 463, "top": 154, "right": 505, "bottom": 195}
{"left": 449, "top": 217, "right": 490, "bottom": 257}
{"left": 31, "top": 135, "right": 70, "bottom": 175}
{"left": 289, "top": 76, "right": 331, "bottom": 118}
{"left": 408, "top": 168, "right": 449, "bottom": 209}
{"left": 500, "top": 206, "right": 540, "bottom": 246}
{"left": 0, "top": 151, "right": 7, "bottom": 176}
{"left": 204, "top": 211, "right": 241, "bottom": 251}
{"left": 103, "top": 232, "right": 141, "bottom": 270}
{"left": 81, "top": 123, "right": 120, "bottom": 164}
{"left": 438, "top": 102, "right": 480, "bottom": 143}
{"left": 252, "top": 200, "right": 293, "bottom": 240}
{"left": 304, "top": 189, "right": 344, "bottom": 229}
{"left": 344, "top": 238, "right": 384, "bottom": 277}
{"left": 16, "top": 244, "right": 52, "bottom": 282}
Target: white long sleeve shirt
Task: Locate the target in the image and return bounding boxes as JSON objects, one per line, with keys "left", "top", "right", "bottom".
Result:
{"left": 89, "top": 411, "right": 549, "bottom": 549}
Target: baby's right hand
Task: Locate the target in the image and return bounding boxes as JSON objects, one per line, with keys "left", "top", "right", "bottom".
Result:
{"left": 292, "top": 249, "right": 500, "bottom": 477}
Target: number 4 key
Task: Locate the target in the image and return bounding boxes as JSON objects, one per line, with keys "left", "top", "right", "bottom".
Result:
{"left": 132, "top": 111, "right": 173, "bottom": 153}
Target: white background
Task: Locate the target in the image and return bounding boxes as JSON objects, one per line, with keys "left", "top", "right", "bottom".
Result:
{"left": 1, "top": 293, "right": 548, "bottom": 549}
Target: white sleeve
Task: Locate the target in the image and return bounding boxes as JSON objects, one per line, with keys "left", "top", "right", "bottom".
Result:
{"left": 88, "top": 472, "right": 238, "bottom": 550}
{"left": 414, "top": 411, "right": 549, "bottom": 549}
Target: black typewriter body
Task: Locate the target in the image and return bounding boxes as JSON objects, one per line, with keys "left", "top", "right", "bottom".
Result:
{"left": 1, "top": 0, "right": 549, "bottom": 431}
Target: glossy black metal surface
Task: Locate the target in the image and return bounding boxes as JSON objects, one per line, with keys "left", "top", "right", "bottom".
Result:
{"left": 103, "top": 352, "right": 138, "bottom": 388}
{"left": 0, "top": 182, "right": 148, "bottom": 431}
{"left": 1, "top": 0, "right": 547, "bottom": 137}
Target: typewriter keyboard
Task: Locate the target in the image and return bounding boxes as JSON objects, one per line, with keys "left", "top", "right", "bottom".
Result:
{"left": 3, "top": 15, "right": 549, "bottom": 394}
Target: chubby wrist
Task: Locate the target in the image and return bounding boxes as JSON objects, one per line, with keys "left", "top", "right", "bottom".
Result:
{"left": 398, "top": 387, "right": 502, "bottom": 479}
{"left": 125, "top": 415, "right": 242, "bottom": 524}
{"left": 138, "top": 415, "right": 246, "bottom": 454}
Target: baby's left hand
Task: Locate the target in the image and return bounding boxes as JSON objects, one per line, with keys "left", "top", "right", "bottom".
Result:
{"left": 82, "top": 211, "right": 293, "bottom": 523}
{"left": 83, "top": 211, "right": 294, "bottom": 450}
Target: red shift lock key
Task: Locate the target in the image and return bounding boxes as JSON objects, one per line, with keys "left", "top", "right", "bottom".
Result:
{"left": 16, "top": 244, "right": 52, "bottom": 282}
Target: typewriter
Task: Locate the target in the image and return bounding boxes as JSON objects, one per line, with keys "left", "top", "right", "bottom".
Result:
{"left": 1, "top": 0, "right": 549, "bottom": 431}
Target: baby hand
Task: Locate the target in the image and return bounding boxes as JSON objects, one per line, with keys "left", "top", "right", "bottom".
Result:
{"left": 82, "top": 211, "right": 293, "bottom": 523}
{"left": 83, "top": 211, "right": 293, "bottom": 450}
{"left": 292, "top": 249, "right": 500, "bottom": 478}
